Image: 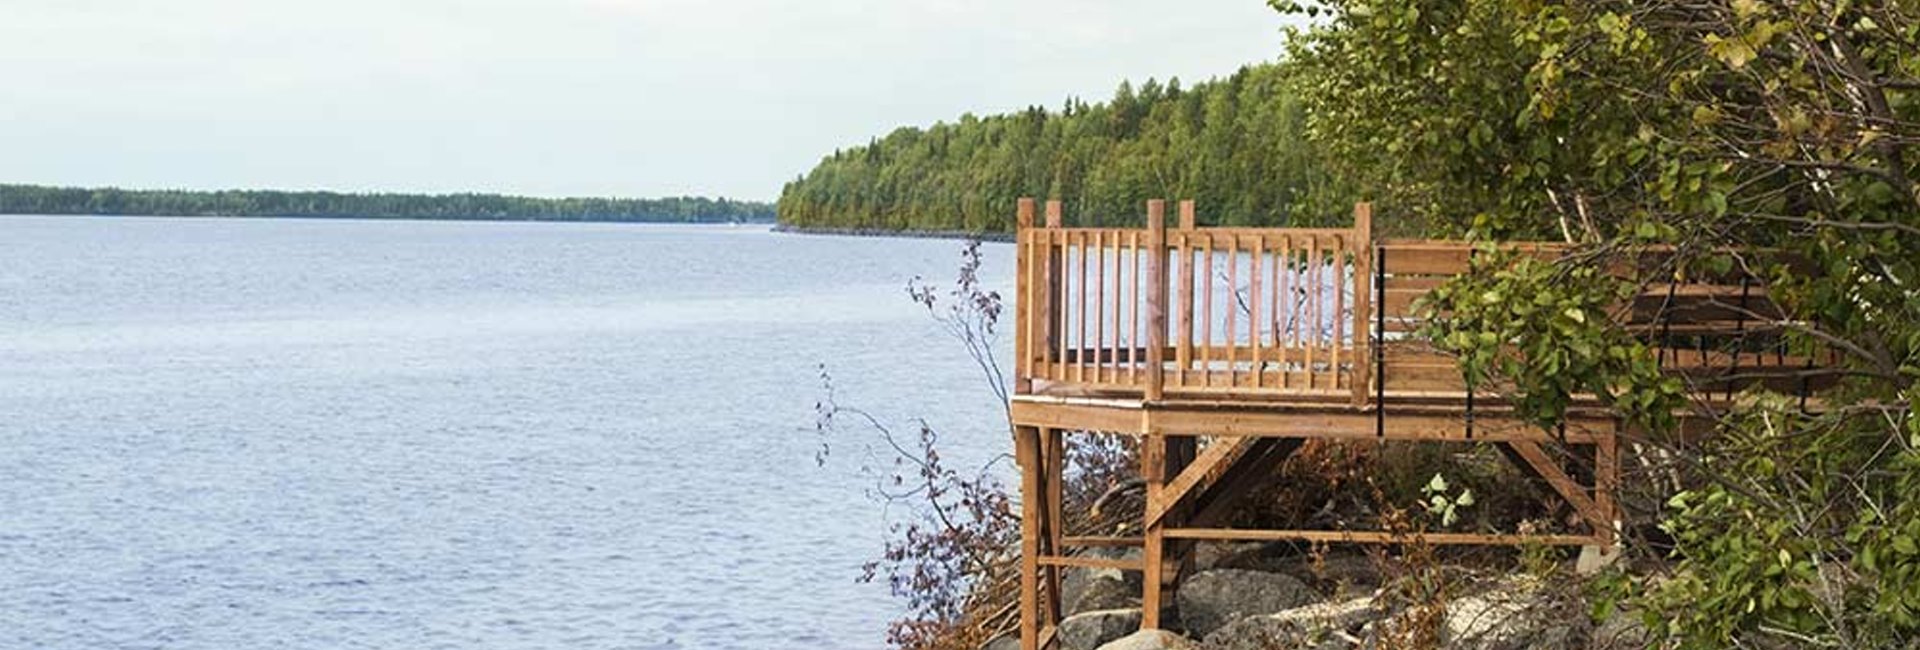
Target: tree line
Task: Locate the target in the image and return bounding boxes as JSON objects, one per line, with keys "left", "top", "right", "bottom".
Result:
{"left": 776, "top": 63, "right": 1352, "bottom": 233}
{"left": 0, "top": 184, "right": 775, "bottom": 223}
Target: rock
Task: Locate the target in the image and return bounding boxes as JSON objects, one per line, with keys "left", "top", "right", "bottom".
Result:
{"left": 1443, "top": 579, "right": 1588, "bottom": 650}
{"left": 1064, "top": 548, "right": 1144, "bottom": 616}
{"left": 1059, "top": 608, "right": 1144, "bottom": 650}
{"left": 1190, "top": 541, "right": 1267, "bottom": 572}
{"left": 1198, "top": 596, "right": 1380, "bottom": 650}
{"left": 1589, "top": 609, "right": 1651, "bottom": 650}
{"left": 1176, "top": 569, "right": 1319, "bottom": 639}
{"left": 980, "top": 631, "right": 1020, "bottom": 650}
{"left": 1094, "top": 629, "right": 1198, "bottom": 650}
{"left": 1295, "top": 553, "right": 1384, "bottom": 599}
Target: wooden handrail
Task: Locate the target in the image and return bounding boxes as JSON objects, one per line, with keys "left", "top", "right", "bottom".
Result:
{"left": 1018, "top": 198, "right": 1370, "bottom": 403}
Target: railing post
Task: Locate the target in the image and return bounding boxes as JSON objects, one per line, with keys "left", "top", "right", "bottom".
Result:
{"left": 1146, "top": 200, "right": 1168, "bottom": 402}
{"left": 1015, "top": 198, "right": 1037, "bottom": 395}
{"left": 1351, "top": 202, "right": 1374, "bottom": 407}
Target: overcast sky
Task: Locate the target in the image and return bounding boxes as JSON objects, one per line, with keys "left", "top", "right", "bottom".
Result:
{"left": 0, "top": 1, "right": 1295, "bottom": 201}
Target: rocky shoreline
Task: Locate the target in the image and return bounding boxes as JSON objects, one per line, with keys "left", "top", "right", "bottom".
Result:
{"left": 981, "top": 543, "right": 1648, "bottom": 650}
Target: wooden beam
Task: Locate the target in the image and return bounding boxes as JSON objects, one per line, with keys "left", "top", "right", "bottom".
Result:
{"left": 1505, "top": 440, "right": 1611, "bottom": 535}
{"left": 1163, "top": 528, "right": 1605, "bottom": 546}
{"left": 1191, "top": 438, "right": 1303, "bottom": 528}
{"left": 1037, "top": 554, "right": 1148, "bottom": 570}
{"left": 1144, "top": 436, "right": 1253, "bottom": 527}
{"left": 1063, "top": 535, "right": 1145, "bottom": 548}
{"left": 1015, "top": 425, "right": 1043, "bottom": 650}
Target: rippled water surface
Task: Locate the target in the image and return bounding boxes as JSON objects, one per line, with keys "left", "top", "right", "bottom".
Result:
{"left": 0, "top": 216, "right": 1012, "bottom": 649}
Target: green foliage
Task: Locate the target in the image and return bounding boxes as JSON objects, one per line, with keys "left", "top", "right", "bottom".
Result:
{"left": 1646, "top": 394, "right": 1920, "bottom": 647}
{"left": 1417, "top": 247, "right": 1686, "bottom": 432}
{"left": 0, "top": 183, "right": 774, "bottom": 223}
{"left": 777, "top": 64, "right": 1355, "bottom": 232}
{"left": 1282, "top": 0, "right": 1920, "bottom": 645}
{"left": 1419, "top": 473, "right": 1475, "bottom": 528}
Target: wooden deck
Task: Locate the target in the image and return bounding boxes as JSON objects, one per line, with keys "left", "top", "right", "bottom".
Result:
{"left": 1004, "top": 198, "right": 1837, "bottom": 647}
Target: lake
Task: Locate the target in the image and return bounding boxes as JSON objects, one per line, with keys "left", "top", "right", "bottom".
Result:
{"left": 0, "top": 216, "right": 1014, "bottom": 649}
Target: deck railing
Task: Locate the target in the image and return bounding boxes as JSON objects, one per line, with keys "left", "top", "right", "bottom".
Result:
{"left": 1014, "top": 198, "right": 1842, "bottom": 411}
{"left": 1014, "top": 199, "right": 1374, "bottom": 404}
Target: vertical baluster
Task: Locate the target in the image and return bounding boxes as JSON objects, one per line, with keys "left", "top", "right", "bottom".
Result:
{"left": 1251, "top": 235, "right": 1264, "bottom": 389}
{"left": 1202, "top": 232, "right": 1215, "bottom": 387}
{"left": 1307, "top": 236, "right": 1320, "bottom": 391}
{"left": 1280, "top": 235, "right": 1292, "bottom": 390}
{"left": 1130, "top": 231, "right": 1141, "bottom": 386}
{"left": 1111, "top": 232, "right": 1123, "bottom": 386}
{"left": 1077, "top": 231, "right": 1089, "bottom": 384}
{"left": 1176, "top": 202, "right": 1196, "bottom": 388}
{"left": 1096, "top": 231, "right": 1106, "bottom": 385}
{"left": 1333, "top": 235, "right": 1346, "bottom": 390}
{"left": 1226, "top": 234, "right": 1238, "bottom": 388}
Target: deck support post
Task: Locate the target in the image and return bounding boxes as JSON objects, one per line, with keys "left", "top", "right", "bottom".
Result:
{"left": 1139, "top": 413, "right": 1168, "bottom": 630}
{"left": 1016, "top": 424, "right": 1046, "bottom": 650}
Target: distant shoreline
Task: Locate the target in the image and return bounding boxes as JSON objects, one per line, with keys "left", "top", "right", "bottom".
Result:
{"left": 771, "top": 223, "right": 1013, "bottom": 243}
{"left": 0, "top": 212, "right": 775, "bottom": 226}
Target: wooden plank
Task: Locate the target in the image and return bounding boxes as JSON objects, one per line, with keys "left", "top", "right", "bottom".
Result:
{"left": 1044, "top": 427, "right": 1065, "bottom": 626}
{"left": 1163, "top": 528, "right": 1605, "bottom": 546}
{"left": 1037, "top": 554, "right": 1147, "bottom": 570}
{"left": 1064, "top": 535, "right": 1145, "bottom": 548}
{"left": 1010, "top": 399, "right": 1145, "bottom": 433}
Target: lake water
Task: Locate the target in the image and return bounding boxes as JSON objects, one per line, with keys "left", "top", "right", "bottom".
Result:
{"left": 0, "top": 216, "right": 1014, "bottom": 649}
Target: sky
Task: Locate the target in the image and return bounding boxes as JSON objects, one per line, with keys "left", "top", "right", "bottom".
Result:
{"left": 0, "top": 1, "right": 1297, "bottom": 201}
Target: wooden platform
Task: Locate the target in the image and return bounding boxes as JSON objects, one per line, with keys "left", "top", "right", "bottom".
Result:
{"left": 1003, "top": 198, "right": 1836, "bottom": 648}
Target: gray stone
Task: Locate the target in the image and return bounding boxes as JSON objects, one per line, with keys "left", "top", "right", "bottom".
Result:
{"left": 1443, "top": 579, "right": 1588, "bottom": 650}
{"left": 1176, "top": 569, "right": 1319, "bottom": 639}
{"left": 1094, "top": 629, "right": 1199, "bottom": 650}
{"left": 980, "top": 631, "right": 1020, "bottom": 650}
{"left": 1589, "top": 609, "right": 1652, "bottom": 650}
{"left": 1059, "top": 608, "right": 1144, "bottom": 650}
{"left": 1190, "top": 542, "right": 1267, "bottom": 572}
{"left": 1198, "top": 596, "right": 1379, "bottom": 650}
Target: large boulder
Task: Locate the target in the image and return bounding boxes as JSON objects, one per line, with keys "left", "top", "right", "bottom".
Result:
{"left": 1094, "top": 629, "right": 1199, "bottom": 650}
{"left": 1198, "top": 595, "right": 1381, "bottom": 650}
{"left": 1443, "top": 579, "right": 1588, "bottom": 650}
{"left": 1059, "top": 608, "right": 1144, "bottom": 650}
{"left": 1176, "top": 569, "right": 1319, "bottom": 639}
